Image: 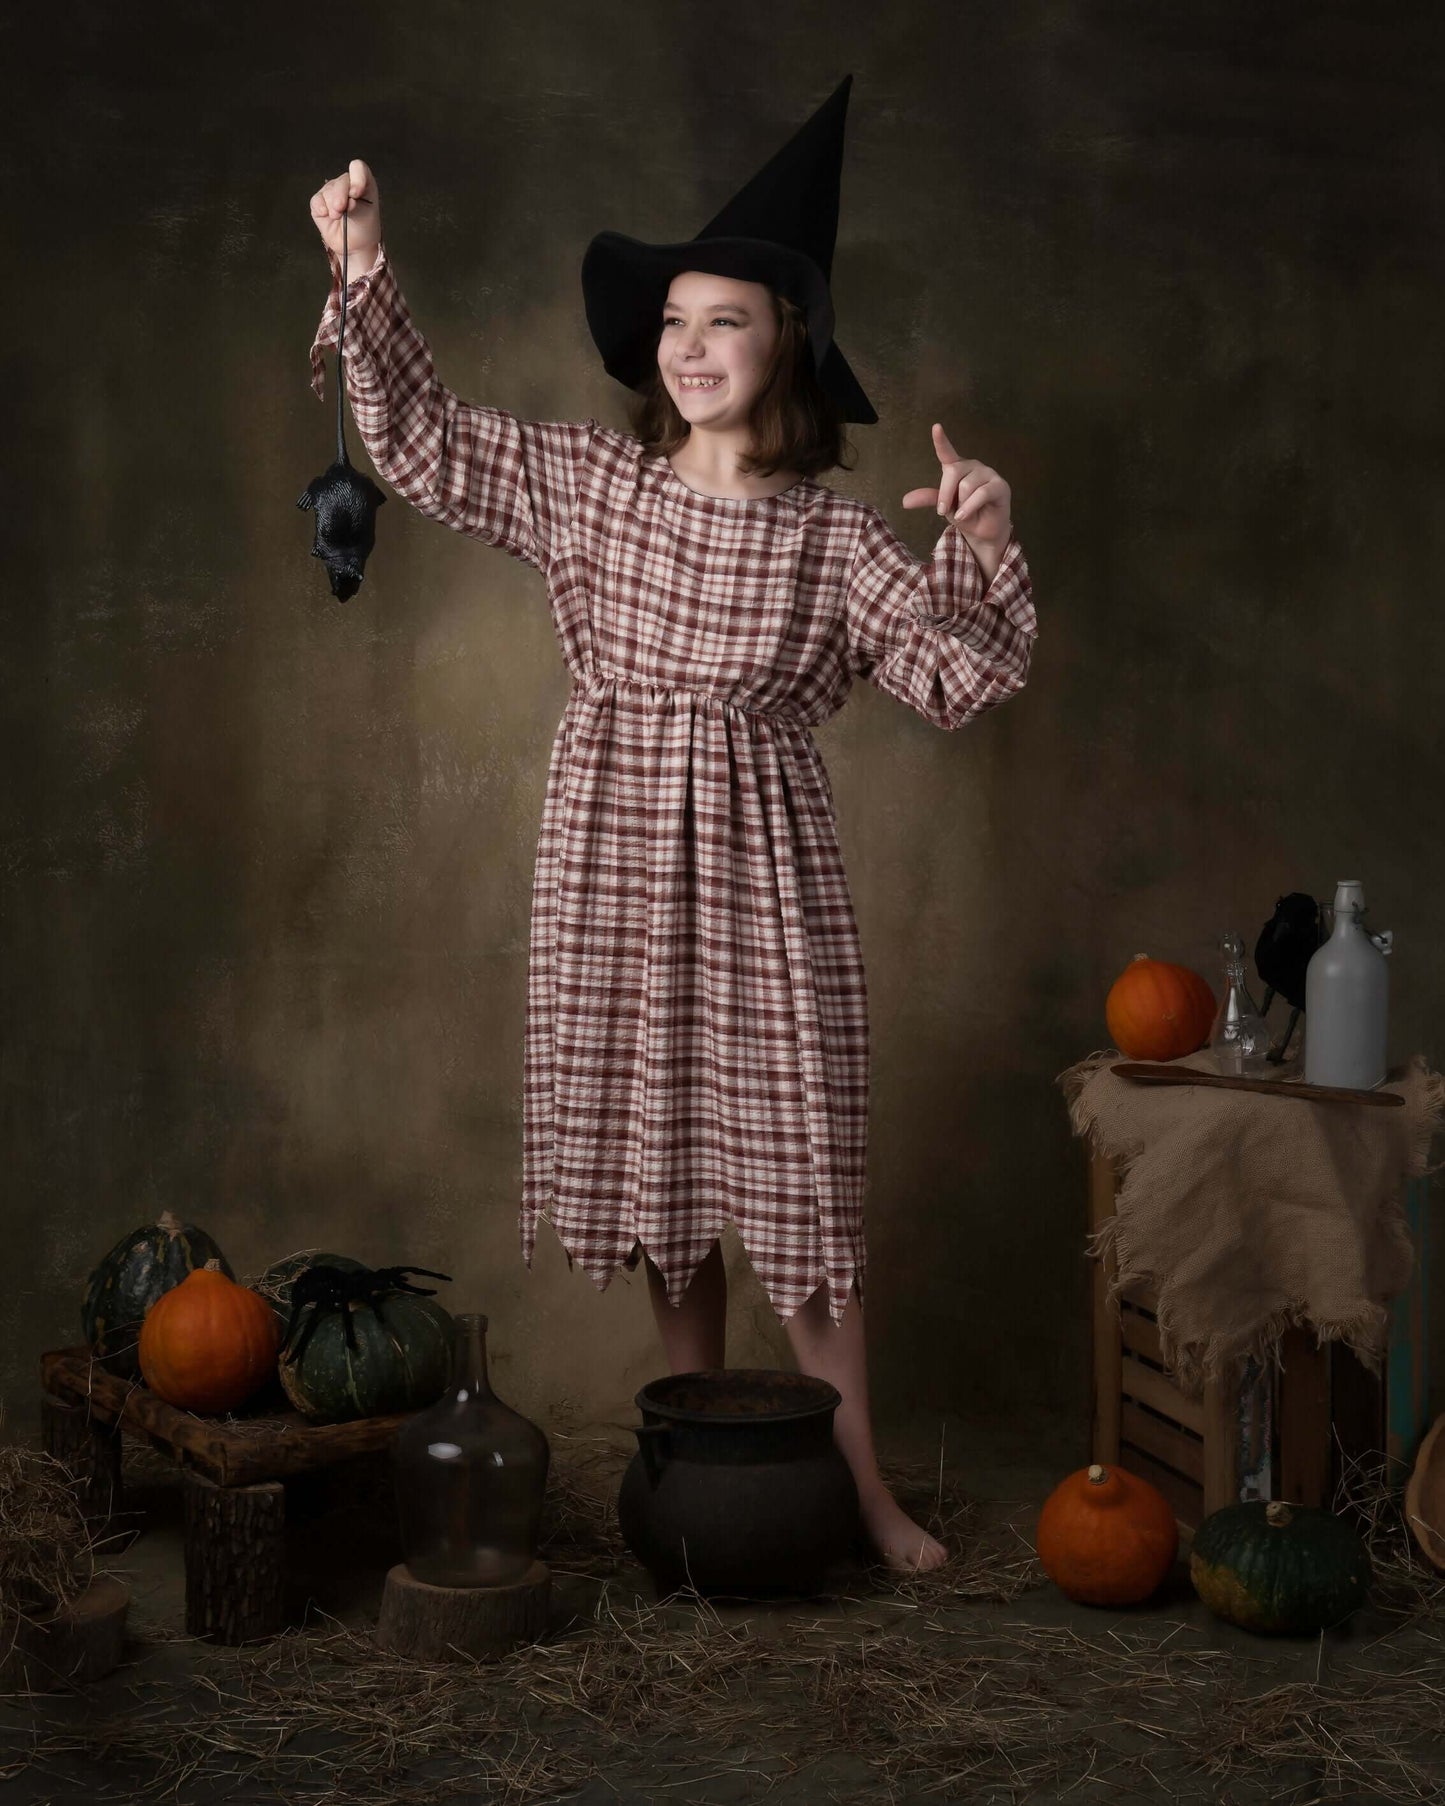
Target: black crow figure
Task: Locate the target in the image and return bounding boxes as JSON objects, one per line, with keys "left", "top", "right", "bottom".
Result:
{"left": 1253, "top": 891, "right": 1323, "bottom": 1063}
{"left": 298, "top": 205, "right": 385, "bottom": 601}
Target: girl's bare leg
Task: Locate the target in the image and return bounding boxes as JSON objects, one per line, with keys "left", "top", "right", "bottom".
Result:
{"left": 783, "top": 1281, "right": 948, "bottom": 1573}
{"left": 644, "top": 1241, "right": 727, "bottom": 1372}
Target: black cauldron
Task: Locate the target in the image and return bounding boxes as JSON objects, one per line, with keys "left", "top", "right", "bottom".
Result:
{"left": 617, "top": 1368, "right": 860, "bottom": 1596}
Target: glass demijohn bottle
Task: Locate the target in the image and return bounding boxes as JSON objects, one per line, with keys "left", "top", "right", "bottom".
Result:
{"left": 392, "top": 1313, "right": 550, "bottom": 1587}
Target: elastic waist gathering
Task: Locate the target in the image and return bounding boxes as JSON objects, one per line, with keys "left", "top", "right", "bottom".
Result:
{"left": 575, "top": 670, "right": 805, "bottom": 728}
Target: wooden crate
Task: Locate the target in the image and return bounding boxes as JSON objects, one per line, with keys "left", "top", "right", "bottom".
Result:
{"left": 1089, "top": 1153, "right": 1402, "bottom": 1534}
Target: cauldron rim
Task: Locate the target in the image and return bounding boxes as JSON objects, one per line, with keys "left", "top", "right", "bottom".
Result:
{"left": 633, "top": 1367, "right": 842, "bottom": 1428}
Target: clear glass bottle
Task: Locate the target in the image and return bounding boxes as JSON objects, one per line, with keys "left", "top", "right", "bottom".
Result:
{"left": 392, "top": 1313, "right": 550, "bottom": 1587}
{"left": 1209, "top": 931, "right": 1274, "bottom": 1076}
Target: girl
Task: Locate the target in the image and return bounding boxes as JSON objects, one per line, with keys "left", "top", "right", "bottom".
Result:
{"left": 307, "top": 81, "right": 1035, "bottom": 1573}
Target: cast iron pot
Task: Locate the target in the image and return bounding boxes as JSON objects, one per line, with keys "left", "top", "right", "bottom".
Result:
{"left": 617, "top": 1368, "right": 860, "bottom": 1596}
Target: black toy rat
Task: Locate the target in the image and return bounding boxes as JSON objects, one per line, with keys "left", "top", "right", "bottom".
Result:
{"left": 298, "top": 205, "right": 385, "bottom": 601}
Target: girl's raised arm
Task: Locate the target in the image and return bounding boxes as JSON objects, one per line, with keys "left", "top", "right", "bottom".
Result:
{"left": 307, "top": 161, "right": 593, "bottom": 574}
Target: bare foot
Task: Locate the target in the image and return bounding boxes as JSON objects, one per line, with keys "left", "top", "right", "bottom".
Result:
{"left": 858, "top": 1487, "right": 949, "bottom": 1573}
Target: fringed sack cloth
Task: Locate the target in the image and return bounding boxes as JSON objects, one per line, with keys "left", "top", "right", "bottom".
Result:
{"left": 1060, "top": 1049, "right": 1443, "bottom": 1397}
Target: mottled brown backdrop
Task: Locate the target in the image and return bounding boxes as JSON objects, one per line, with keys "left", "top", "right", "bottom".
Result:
{"left": 6, "top": 1, "right": 1442, "bottom": 1452}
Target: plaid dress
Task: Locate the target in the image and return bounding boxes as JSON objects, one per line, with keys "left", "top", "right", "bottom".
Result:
{"left": 311, "top": 248, "right": 1037, "bottom": 1325}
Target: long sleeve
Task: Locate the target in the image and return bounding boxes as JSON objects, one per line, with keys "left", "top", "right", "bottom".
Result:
{"left": 308, "top": 244, "right": 594, "bottom": 573}
{"left": 843, "top": 507, "right": 1037, "bottom": 729}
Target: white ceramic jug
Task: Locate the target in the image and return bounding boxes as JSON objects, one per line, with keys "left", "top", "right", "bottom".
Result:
{"left": 1303, "top": 879, "right": 1392, "bottom": 1089}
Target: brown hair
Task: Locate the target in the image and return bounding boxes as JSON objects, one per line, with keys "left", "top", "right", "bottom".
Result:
{"left": 627, "top": 291, "right": 857, "bottom": 481}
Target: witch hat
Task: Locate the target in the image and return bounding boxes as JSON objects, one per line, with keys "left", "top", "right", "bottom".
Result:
{"left": 581, "top": 75, "right": 876, "bottom": 424}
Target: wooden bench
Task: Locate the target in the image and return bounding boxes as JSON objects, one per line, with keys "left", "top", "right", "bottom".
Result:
{"left": 40, "top": 1345, "right": 413, "bottom": 1645}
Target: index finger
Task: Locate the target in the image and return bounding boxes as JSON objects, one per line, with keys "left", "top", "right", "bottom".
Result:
{"left": 932, "top": 422, "right": 962, "bottom": 465}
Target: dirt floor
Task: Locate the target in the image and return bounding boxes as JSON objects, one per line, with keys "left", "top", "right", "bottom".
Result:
{"left": 4, "top": 1410, "right": 1443, "bottom": 1805}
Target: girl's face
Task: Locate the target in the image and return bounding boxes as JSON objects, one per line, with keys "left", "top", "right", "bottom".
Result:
{"left": 657, "top": 270, "right": 781, "bottom": 429}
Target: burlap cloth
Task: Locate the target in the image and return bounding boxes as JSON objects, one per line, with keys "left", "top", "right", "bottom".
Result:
{"left": 1060, "top": 1048, "right": 1443, "bottom": 1396}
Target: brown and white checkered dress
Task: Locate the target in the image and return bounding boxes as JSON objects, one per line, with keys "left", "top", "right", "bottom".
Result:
{"left": 311, "top": 248, "right": 1037, "bottom": 1324}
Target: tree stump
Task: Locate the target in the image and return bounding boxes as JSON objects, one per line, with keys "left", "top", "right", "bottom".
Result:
{"left": 0, "top": 1576, "right": 130, "bottom": 1691}
{"left": 40, "top": 1390, "right": 124, "bottom": 1532}
{"left": 375, "top": 1561, "right": 550, "bottom": 1662}
{"left": 182, "top": 1471, "right": 286, "bottom": 1644}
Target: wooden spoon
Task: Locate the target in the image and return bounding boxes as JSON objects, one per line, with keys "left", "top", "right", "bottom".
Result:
{"left": 1111, "top": 1062, "right": 1406, "bottom": 1108}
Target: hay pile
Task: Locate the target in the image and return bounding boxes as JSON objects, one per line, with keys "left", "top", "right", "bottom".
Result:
{"left": 17, "top": 1589, "right": 1445, "bottom": 1804}
{"left": 1333, "top": 1442, "right": 1445, "bottom": 1625}
{"left": 5, "top": 1427, "right": 1445, "bottom": 1804}
{"left": 0, "top": 1420, "right": 100, "bottom": 1627}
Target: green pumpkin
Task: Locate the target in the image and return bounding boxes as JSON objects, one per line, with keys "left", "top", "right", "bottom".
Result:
{"left": 276, "top": 1271, "right": 454, "bottom": 1423}
{"left": 82, "top": 1210, "right": 234, "bottom": 1378}
{"left": 1190, "top": 1500, "right": 1370, "bottom": 1635}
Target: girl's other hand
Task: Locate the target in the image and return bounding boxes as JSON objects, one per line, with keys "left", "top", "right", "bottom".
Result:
{"left": 903, "top": 423, "right": 1013, "bottom": 560}
{"left": 310, "top": 159, "right": 382, "bottom": 271}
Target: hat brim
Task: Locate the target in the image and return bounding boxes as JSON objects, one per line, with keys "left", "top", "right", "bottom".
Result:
{"left": 582, "top": 231, "right": 877, "bottom": 425}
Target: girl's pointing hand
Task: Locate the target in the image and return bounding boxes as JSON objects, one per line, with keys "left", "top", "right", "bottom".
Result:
{"left": 903, "top": 423, "right": 1012, "bottom": 572}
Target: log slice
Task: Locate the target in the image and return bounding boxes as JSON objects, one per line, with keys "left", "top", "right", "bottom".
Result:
{"left": 0, "top": 1575, "right": 129, "bottom": 1690}
{"left": 375, "top": 1560, "right": 550, "bottom": 1662}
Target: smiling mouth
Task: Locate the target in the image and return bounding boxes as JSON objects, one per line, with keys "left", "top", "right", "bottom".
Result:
{"left": 676, "top": 376, "right": 725, "bottom": 390}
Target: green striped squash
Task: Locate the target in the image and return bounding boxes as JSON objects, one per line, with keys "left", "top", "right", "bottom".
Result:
{"left": 1190, "top": 1500, "right": 1370, "bottom": 1635}
{"left": 276, "top": 1278, "right": 454, "bottom": 1423}
{"left": 82, "top": 1211, "right": 234, "bottom": 1378}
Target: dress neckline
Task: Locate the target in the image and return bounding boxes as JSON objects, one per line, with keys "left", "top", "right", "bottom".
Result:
{"left": 658, "top": 455, "right": 810, "bottom": 507}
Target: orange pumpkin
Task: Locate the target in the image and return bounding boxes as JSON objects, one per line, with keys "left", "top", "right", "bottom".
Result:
{"left": 1036, "top": 1462, "right": 1178, "bottom": 1605}
{"left": 1105, "top": 954, "right": 1215, "bottom": 1061}
{"left": 138, "top": 1259, "right": 280, "bottom": 1413}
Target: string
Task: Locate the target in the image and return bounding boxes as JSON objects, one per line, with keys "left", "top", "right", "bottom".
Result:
{"left": 336, "top": 205, "right": 349, "bottom": 462}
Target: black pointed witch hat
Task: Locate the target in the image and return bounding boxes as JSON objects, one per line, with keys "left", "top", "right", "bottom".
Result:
{"left": 581, "top": 75, "right": 876, "bottom": 425}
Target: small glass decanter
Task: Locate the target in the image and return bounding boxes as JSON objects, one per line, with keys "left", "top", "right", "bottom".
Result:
{"left": 1209, "top": 931, "right": 1274, "bottom": 1076}
{"left": 392, "top": 1313, "right": 550, "bottom": 1588}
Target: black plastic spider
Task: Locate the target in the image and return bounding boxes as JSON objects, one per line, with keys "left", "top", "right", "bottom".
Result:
{"left": 278, "top": 1262, "right": 452, "bottom": 1365}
